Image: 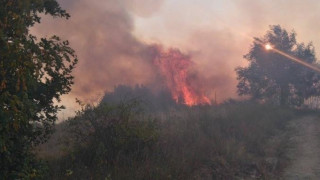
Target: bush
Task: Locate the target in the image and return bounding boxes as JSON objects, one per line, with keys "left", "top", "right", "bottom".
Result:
{"left": 43, "top": 100, "right": 296, "bottom": 179}
{"left": 47, "top": 100, "right": 158, "bottom": 179}
{"left": 143, "top": 101, "right": 294, "bottom": 179}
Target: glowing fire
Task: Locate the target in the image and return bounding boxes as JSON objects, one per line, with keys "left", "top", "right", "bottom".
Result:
{"left": 154, "top": 47, "right": 211, "bottom": 106}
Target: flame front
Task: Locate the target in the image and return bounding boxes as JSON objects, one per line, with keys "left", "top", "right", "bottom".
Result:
{"left": 155, "top": 48, "right": 211, "bottom": 106}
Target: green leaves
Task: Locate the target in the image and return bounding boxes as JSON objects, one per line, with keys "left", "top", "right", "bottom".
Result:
{"left": 64, "top": 101, "right": 158, "bottom": 179}
{"left": 0, "top": 0, "right": 77, "bottom": 178}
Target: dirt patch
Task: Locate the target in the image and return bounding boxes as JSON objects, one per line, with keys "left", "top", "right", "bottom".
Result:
{"left": 283, "top": 116, "right": 320, "bottom": 179}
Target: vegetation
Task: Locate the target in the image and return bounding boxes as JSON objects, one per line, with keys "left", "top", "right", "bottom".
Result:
{"left": 38, "top": 92, "right": 296, "bottom": 179}
{"left": 1, "top": 0, "right": 317, "bottom": 178}
{"left": 236, "top": 25, "right": 320, "bottom": 106}
{"left": 102, "top": 85, "right": 176, "bottom": 112}
{"left": 46, "top": 100, "right": 158, "bottom": 179}
{"left": 0, "top": 0, "right": 77, "bottom": 178}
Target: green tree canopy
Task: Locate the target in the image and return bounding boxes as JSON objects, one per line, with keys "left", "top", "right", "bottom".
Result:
{"left": 236, "top": 25, "right": 320, "bottom": 106}
{"left": 0, "top": 0, "right": 77, "bottom": 178}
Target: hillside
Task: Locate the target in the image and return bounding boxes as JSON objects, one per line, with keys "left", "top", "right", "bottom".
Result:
{"left": 36, "top": 100, "right": 305, "bottom": 179}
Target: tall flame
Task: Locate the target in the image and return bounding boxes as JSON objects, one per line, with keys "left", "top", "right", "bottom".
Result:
{"left": 154, "top": 47, "right": 211, "bottom": 106}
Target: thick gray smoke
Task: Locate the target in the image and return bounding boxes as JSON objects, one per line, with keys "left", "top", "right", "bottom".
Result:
{"left": 32, "top": 0, "right": 242, "bottom": 117}
{"left": 32, "top": 0, "right": 165, "bottom": 102}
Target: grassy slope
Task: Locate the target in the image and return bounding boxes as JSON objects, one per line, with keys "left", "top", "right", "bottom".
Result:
{"left": 37, "top": 101, "right": 297, "bottom": 179}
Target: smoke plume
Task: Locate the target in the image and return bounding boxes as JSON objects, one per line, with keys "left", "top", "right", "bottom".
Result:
{"left": 32, "top": 0, "right": 240, "bottom": 116}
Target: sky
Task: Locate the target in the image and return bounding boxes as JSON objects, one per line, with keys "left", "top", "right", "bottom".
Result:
{"left": 32, "top": 0, "right": 320, "bottom": 119}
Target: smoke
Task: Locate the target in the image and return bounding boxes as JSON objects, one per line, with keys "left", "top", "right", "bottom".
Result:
{"left": 32, "top": 0, "right": 164, "bottom": 102}
{"left": 32, "top": 0, "right": 244, "bottom": 117}
{"left": 231, "top": 0, "right": 320, "bottom": 58}
{"left": 124, "top": 0, "right": 164, "bottom": 17}
{"left": 184, "top": 29, "right": 249, "bottom": 102}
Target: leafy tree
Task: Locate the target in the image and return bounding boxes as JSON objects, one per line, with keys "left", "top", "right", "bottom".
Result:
{"left": 0, "top": 0, "right": 77, "bottom": 178}
{"left": 236, "top": 25, "right": 320, "bottom": 106}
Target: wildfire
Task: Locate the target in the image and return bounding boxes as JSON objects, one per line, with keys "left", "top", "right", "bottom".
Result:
{"left": 154, "top": 47, "right": 211, "bottom": 106}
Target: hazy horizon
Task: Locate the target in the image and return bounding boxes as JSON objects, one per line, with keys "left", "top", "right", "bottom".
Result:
{"left": 31, "top": 0, "right": 320, "bottom": 118}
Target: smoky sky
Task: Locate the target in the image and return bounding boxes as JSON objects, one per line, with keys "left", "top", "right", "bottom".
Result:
{"left": 32, "top": 0, "right": 239, "bottom": 116}
{"left": 33, "top": 0, "right": 165, "bottom": 103}
{"left": 32, "top": 0, "right": 320, "bottom": 117}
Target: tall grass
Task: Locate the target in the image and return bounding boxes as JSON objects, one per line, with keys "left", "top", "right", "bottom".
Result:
{"left": 39, "top": 100, "right": 295, "bottom": 179}
{"left": 150, "top": 101, "right": 293, "bottom": 179}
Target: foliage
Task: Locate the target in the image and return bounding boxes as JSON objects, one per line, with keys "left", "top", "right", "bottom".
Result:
{"left": 47, "top": 101, "right": 158, "bottom": 179}
{"left": 0, "top": 0, "right": 77, "bottom": 178}
{"left": 102, "top": 84, "right": 176, "bottom": 112}
{"left": 236, "top": 25, "right": 320, "bottom": 106}
{"left": 145, "top": 101, "right": 294, "bottom": 179}
{"left": 43, "top": 100, "right": 295, "bottom": 179}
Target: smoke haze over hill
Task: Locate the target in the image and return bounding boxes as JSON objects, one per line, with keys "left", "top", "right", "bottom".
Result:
{"left": 31, "top": 0, "right": 320, "bottom": 117}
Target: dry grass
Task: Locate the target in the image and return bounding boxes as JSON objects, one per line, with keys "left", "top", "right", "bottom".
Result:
{"left": 37, "top": 100, "right": 296, "bottom": 179}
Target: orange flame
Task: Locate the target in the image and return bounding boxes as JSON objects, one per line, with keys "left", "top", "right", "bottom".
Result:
{"left": 154, "top": 47, "right": 211, "bottom": 106}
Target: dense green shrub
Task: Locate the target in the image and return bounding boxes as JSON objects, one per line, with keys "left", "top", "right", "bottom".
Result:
{"left": 48, "top": 101, "right": 158, "bottom": 179}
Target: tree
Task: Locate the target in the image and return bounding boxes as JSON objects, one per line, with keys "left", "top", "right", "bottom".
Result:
{"left": 236, "top": 25, "right": 320, "bottom": 106}
{"left": 0, "top": 0, "right": 77, "bottom": 178}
